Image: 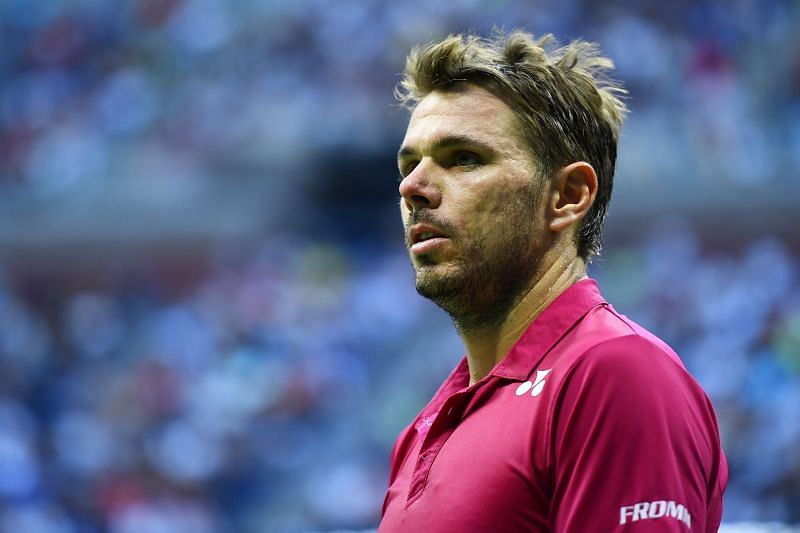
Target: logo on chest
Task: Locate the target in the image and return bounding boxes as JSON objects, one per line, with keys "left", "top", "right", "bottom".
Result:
{"left": 515, "top": 369, "right": 551, "bottom": 397}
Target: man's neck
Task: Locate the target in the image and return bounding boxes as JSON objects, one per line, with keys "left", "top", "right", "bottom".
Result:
{"left": 460, "top": 254, "right": 587, "bottom": 386}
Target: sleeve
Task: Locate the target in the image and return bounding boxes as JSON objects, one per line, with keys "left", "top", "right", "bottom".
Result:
{"left": 549, "top": 335, "right": 726, "bottom": 532}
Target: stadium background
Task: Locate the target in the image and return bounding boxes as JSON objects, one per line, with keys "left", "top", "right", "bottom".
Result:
{"left": 0, "top": 0, "right": 799, "bottom": 531}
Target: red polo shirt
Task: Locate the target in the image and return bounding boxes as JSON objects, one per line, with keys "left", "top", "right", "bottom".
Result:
{"left": 379, "top": 279, "right": 727, "bottom": 532}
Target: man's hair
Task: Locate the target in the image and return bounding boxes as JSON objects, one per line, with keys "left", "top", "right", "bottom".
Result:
{"left": 395, "top": 30, "right": 628, "bottom": 260}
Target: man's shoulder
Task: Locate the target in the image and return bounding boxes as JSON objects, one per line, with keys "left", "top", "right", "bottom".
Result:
{"left": 548, "top": 301, "right": 680, "bottom": 362}
{"left": 542, "top": 303, "right": 693, "bottom": 393}
{"left": 544, "top": 306, "right": 721, "bottom": 452}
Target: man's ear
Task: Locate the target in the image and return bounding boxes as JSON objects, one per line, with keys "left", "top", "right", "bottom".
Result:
{"left": 547, "top": 162, "right": 598, "bottom": 233}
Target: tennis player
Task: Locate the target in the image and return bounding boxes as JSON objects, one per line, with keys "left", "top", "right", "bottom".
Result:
{"left": 379, "top": 30, "right": 727, "bottom": 532}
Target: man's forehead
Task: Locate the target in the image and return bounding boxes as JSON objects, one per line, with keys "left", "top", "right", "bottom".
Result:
{"left": 411, "top": 86, "right": 511, "bottom": 124}
{"left": 403, "top": 85, "right": 516, "bottom": 146}
{"left": 403, "top": 84, "right": 516, "bottom": 153}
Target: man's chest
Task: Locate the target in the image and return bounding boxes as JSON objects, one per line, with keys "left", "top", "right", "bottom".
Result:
{"left": 380, "top": 382, "right": 555, "bottom": 532}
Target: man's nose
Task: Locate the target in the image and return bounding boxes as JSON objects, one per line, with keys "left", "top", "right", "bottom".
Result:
{"left": 398, "top": 162, "right": 442, "bottom": 212}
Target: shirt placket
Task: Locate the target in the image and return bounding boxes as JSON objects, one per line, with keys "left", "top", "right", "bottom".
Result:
{"left": 405, "top": 377, "right": 503, "bottom": 506}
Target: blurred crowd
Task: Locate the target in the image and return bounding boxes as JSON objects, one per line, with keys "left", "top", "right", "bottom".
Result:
{"left": 0, "top": 0, "right": 797, "bottom": 204}
{"left": 1, "top": 0, "right": 799, "bottom": 531}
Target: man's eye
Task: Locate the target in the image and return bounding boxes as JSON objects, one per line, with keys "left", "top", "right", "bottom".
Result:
{"left": 454, "top": 152, "right": 481, "bottom": 167}
{"left": 399, "top": 161, "right": 418, "bottom": 179}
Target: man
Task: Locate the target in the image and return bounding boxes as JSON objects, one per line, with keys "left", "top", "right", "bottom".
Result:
{"left": 379, "top": 31, "right": 727, "bottom": 532}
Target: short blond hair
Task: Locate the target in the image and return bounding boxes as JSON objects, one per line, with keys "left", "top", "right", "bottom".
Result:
{"left": 396, "top": 31, "right": 628, "bottom": 260}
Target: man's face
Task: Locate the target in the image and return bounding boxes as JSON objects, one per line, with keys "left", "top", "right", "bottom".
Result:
{"left": 397, "top": 84, "right": 549, "bottom": 329}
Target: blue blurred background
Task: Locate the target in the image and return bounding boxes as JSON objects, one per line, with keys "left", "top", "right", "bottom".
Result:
{"left": 0, "top": 0, "right": 799, "bottom": 531}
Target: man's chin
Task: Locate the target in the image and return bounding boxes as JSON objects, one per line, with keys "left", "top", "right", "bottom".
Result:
{"left": 414, "top": 265, "right": 462, "bottom": 299}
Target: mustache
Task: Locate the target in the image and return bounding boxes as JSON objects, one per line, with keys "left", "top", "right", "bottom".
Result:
{"left": 405, "top": 210, "right": 458, "bottom": 246}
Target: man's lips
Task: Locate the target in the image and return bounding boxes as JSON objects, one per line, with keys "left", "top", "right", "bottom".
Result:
{"left": 408, "top": 224, "right": 448, "bottom": 244}
{"left": 410, "top": 237, "right": 449, "bottom": 255}
{"left": 408, "top": 224, "right": 450, "bottom": 255}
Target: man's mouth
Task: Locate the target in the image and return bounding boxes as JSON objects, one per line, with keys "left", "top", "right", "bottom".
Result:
{"left": 409, "top": 224, "right": 447, "bottom": 244}
{"left": 415, "top": 231, "right": 439, "bottom": 243}
{"left": 408, "top": 224, "right": 450, "bottom": 255}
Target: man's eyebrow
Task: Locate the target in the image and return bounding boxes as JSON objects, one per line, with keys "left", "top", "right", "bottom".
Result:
{"left": 397, "top": 135, "right": 494, "bottom": 160}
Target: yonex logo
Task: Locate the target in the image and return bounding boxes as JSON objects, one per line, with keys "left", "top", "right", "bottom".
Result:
{"left": 515, "top": 369, "right": 551, "bottom": 397}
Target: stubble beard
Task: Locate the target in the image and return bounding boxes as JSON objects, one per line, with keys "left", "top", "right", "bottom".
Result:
{"left": 412, "top": 199, "right": 542, "bottom": 334}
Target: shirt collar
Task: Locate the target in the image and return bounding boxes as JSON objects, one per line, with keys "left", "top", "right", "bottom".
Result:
{"left": 491, "top": 278, "right": 606, "bottom": 380}
{"left": 421, "top": 278, "right": 607, "bottom": 420}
